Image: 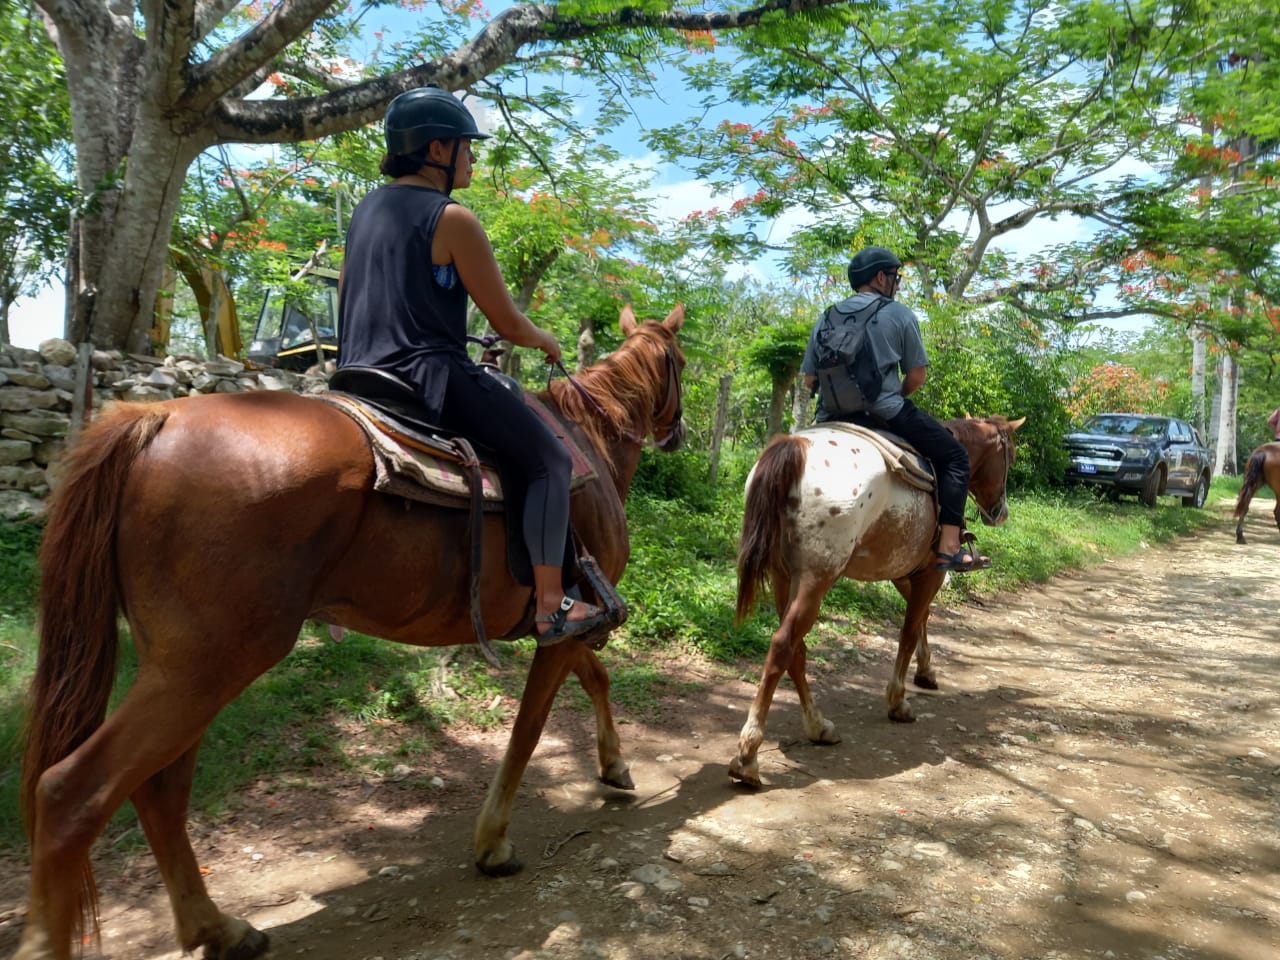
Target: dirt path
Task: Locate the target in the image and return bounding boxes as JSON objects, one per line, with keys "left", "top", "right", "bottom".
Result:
{"left": 3, "top": 499, "right": 1278, "bottom": 960}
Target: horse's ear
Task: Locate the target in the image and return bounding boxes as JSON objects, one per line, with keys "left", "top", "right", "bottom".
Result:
{"left": 1008, "top": 416, "right": 1027, "bottom": 432}
{"left": 619, "top": 304, "right": 638, "bottom": 337}
{"left": 964, "top": 412, "right": 972, "bottom": 419}
{"left": 663, "top": 302, "right": 686, "bottom": 333}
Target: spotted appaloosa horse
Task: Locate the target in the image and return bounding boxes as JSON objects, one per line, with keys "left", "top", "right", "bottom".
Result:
{"left": 15, "top": 305, "right": 686, "bottom": 960}
{"left": 1234, "top": 442, "right": 1280, "bottom": 544}
{"left": 730, "top": 415, "right": 1024, "bottom": 788}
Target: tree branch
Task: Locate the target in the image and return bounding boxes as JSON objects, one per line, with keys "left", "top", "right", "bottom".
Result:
{"left": 204, "top": 0, "right": 857, "bottom": 145}
{"left": 184, "top": 0, "right": 342, "bottom": 112}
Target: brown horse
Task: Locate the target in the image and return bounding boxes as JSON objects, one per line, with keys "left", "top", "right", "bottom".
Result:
{"left": 15, "top": 304, "right": 686, "bottom": 960}
{"left": 730, "top": 415, "right": 1024, "bottom": 788}
{"left": 1234, "top": 442, "right": 1280, "bottom": 544}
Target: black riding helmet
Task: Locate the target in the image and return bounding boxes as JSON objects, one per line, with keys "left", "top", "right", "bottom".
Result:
{"left": 847, "top": 246, "right": 903, "bottom": 290}
{"left": 384, "top": 86, "right": 491, "bottom": 192}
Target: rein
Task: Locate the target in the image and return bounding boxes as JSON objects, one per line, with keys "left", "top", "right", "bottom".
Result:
{"left": 548, "top": 347, "right": 682, "bottom": 448}
{"left": 548, "top": 360, "right": 643, "bottom": 443}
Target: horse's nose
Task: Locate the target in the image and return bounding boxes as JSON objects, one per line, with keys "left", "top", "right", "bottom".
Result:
{"left": 656, "top": 419, "right": 685, "bottom": 451}
{"left": 987, "top": 499, "right": 1008, "bottom": 526}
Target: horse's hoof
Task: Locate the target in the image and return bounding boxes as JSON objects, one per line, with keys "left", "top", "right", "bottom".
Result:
{"left": 202, "top": 922, "right": 269, "bottom": 960}
{"left": 600, "top": 760, "right": 635, "bottom": 790}
{"left": 809, "top": 720, "right": 842, "bottom": 745}
{"left": 913, "top": 673, "right": 939, "bottom": 691}
{"left": 888, "top": 707, "right": 916, "bottom": 724}
{"left": 728, "top": 757, "right": 762, "bottom": 789}
{"left": 476, "top": 850, "right": 524, "bottom": 877}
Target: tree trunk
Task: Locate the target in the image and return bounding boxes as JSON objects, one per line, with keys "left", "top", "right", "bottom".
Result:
{"left": 1213, "top": 352, "right": 1239, "bottom": 476}
{"left": 576, "top": 315, "right": 596, "bottom": 370}
{"left": 767, "top": 374, "right": 791, "bottom": 438}
{"left": 708, "top": 373, "right": 732, "bottom": 484}
{"left": 1190, "top": 326, "right": 1206, "bottom": 435}
{"left": 790, "top": 379, "right": 811, "bottom": 432}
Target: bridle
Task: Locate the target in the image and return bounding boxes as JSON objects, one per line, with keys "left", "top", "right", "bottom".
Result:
{"left": 550, "top": 344, "right": 683, "bottom": 448}
{"left": 651, "top": 347, "right": 684, "bottom": 449}
{"left": 972, "top": 427, "right": 1013, "bottom": 526}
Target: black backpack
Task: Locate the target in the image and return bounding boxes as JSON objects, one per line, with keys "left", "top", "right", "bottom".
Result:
{"left": 812, "top": 297, "right": 889, "bottom": 416}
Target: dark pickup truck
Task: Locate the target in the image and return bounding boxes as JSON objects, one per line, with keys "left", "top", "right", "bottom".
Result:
{"left": 1064, "top": 413, "right": 1212, "bottom": 508}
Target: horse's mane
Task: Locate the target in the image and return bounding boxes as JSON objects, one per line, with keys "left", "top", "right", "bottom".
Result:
{"left": 545, "top": 321, "right": 677, "bottom": 474}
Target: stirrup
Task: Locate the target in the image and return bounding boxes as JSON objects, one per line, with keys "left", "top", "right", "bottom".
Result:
{"left": 575, "top": 553, "right": 627, "bottom": 650}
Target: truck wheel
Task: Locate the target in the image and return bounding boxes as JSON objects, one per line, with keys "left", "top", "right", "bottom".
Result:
{"left": 1140, "top": 466, "right": 1163, "bottom": 507}
{"left": 1181, "top": 473, "right": 1209, "bottom": 509}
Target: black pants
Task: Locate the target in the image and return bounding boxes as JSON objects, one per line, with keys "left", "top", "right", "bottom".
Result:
{"left": 845, "top": 398, "right": 970, "bottom": 528}
{"left": 435, "top": 364, "right": 572, "bottom": 568}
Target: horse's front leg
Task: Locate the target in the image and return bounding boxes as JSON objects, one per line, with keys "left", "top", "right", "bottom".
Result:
{"left": 893, "top": 573, "right": 943, "bottom": 693}
{"left": 887, "top": 572, "right": 943, "bottom": 722}
{"left": 474, "top": 642, "right": 580, "bottom": 875}
{"left": 730, "top": 572, "right": 829, "bottom": 789}
{"left": 573, "top": 648, "right": 634, "bottom": 789}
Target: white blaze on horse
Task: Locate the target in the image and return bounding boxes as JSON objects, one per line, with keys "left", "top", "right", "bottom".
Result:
{"left": 731, "top": 415, "right": 1025, "bottom": 788}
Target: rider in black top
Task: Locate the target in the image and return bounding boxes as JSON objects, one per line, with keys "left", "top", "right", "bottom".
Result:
{"left": 338, "top": 86, "right": 614, "bottom": 642}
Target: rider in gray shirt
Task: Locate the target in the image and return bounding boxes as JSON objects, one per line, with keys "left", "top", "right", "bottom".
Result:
{"left": 801, "top": 246, "right": 990, "bottom": 573}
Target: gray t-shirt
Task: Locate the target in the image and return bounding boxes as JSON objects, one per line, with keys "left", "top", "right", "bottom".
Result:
{"left": 801, "top": 292, "right": 929, "bottom": 420}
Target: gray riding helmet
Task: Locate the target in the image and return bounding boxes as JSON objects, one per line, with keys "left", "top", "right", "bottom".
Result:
{"left": 847, "top": 246, "right": 903, "bottom": 289}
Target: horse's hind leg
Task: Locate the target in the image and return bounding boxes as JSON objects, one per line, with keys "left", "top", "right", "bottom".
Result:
{"left": 573, "top": 649, "right": 634, "bottom": 790}
{"left": 131, "top": 744, "right": 268, "bottom": 960}
{"left": 730, "top": 572, "right": 831, "bottom": 789}
{"left": 786, "top": 640, "right": 841, "bottom": 746}
{"left": 474, "top": 642, "right": 581, "bottom": 876}
{"left": 19, "top": 682, "right": 240, "bottom": 960}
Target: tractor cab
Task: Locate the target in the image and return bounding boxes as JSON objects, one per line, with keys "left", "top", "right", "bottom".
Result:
{"left": 246, "top": 267, "right": 340, "bottom": 371}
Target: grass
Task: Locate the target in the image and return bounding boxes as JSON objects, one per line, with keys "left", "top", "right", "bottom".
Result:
{"left": 0, "top": 474, "right": 1245, "bottom": 853}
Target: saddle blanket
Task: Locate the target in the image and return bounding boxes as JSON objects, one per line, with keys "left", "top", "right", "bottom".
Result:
{"left": 316, "top": 392, "right": 598, "bottom": 509}
{"left": 812, "top": 422, "right": 936, "bottom": 492}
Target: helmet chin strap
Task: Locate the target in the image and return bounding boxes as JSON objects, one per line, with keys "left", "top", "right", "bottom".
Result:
{"left": 419, "top": 141, "right": 461, "bottom": 193}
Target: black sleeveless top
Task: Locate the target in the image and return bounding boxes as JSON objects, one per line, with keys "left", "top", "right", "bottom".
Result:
{"left": 338, "top": 184, "right": 470, "bottom": 417}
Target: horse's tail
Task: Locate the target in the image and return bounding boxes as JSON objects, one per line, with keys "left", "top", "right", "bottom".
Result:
{"left": 21, "top": 403, "right": 170, "bottom": 944}
{"left": 736, "top": 434, "right": 808, "bottom": 623}
{"left": 1233, "top": 448, "right": 1266, "bottom": 520}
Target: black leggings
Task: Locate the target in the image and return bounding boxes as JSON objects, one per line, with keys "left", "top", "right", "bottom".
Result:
{"left": 849, "top": 399, "right": 970, "bottom": 528}
{"left": 435, "top": 364, "right": 572, "bottom": 567}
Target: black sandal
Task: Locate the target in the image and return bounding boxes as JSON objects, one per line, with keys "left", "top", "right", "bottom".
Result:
{"left": 934, "top": 545, "right": 992, "bottom": 573}
{"left": 535, "top": 596, "right": 611, "bottom": 646}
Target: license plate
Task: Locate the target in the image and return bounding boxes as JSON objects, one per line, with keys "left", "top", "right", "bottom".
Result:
{"left": 1079, "top": 463, "right": 1097, "bottom": 474}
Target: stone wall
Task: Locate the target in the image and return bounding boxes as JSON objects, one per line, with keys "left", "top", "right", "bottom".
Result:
{"left": 0, "top": 339, "right": 331, "bottom": 519}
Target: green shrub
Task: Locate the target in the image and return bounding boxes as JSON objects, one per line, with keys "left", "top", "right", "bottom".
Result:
{"left": 0, "top": 518, "right": 42, "bottom": 616}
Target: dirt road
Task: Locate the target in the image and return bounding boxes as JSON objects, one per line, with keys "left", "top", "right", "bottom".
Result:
{"left": 2, "top": 499, "right": 1278, "bottom": 960}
